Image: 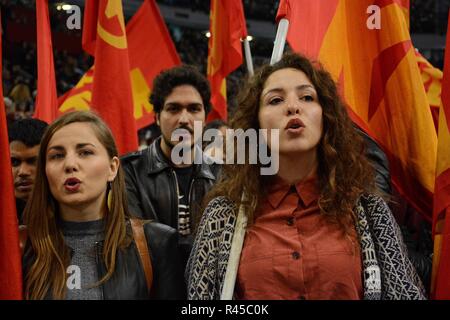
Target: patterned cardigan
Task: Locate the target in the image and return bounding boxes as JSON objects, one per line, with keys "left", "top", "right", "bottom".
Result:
{"left": 186, "top": 194, "right": 427, "bottom": 300}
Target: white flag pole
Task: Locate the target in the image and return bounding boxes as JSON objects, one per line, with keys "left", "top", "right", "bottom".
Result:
{"left": 243, "top": 37, "right": 254, "bottom": 76}
{"left": 270, "top": 18, "right": 289, "bottom": 65}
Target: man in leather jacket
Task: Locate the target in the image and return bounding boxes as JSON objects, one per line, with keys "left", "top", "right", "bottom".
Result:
{"left": 121, "top": 65, "right": 220, "bottom": 268}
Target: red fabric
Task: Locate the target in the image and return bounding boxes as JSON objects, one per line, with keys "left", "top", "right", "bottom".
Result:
{"left": 59, "top": 0, "right": 180, "bottom": 130}
{"left": 440, "top": 19, "right": 450, "bottom": 133}
{"left": 432, "top": 10, "right": 450, "bottom": 299}
{"left": 82, "top": 0, "right": 99, "bottom": 56}
{"left": 33, "top": 0, "right": 59, "bottom": 124}
{"left": 236, "top": 176, "right": 363, "bottom": 300}
{"left": 207, "top": 0, "right": 247, "bottom": 121}
{"left": 0, "top": 18, "right": 23, "bottom": 300}
{"left": 126, "top": 0, "right": 181, "bottom": 128}
{"left": 276, "top": 0, "right": 339, "bottom": 59}
{"left": 84, "top": 0, "right": 138, "bottom": 155}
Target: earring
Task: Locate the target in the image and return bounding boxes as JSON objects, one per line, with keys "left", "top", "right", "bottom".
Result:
{"left": 107, "top": 181, "right": 113, "bottom": 212}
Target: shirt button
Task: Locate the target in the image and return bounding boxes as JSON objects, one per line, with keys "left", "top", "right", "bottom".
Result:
{"left": 287, "top": 217, "right": 294, "bottom": 226}
{"left": 292, "top": 251, "right": 300, "bottom": 260}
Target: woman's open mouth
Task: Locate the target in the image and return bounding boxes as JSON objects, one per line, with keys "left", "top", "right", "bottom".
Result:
{"left": 64, "top": 177, "right": 81, "bottom": 192}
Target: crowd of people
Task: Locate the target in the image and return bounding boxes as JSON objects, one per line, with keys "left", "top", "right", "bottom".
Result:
{"left": 7, "top": 52, "right": 430, "bottom": 299}
{"left": 1, "top": 1, "right": 442, "bottom": 300}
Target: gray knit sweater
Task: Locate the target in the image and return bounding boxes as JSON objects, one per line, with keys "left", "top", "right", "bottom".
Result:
{"left": 61, "top": 219, "right": 105, "bottom": 300}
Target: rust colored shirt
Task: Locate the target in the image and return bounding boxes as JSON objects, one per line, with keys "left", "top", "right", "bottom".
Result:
{"left": 235, "top": 176, "right": 363, "bottom": 300}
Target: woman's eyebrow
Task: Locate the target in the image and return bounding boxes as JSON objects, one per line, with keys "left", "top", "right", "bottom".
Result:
{"left": 75, "top": 143, "right": 96, "bottom": 149}
{"left": 262, "top": 84, "right": 316, "bottom": 98}
{"left": 47, "top": 143, "right": 96, "bottom": 152}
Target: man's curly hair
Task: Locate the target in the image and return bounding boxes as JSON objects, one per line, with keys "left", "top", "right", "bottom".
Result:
{"left": 150, "top": 65, "right": 212, "bottom": 115}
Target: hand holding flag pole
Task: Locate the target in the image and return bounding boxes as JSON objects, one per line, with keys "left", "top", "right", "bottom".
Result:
{"left": 270, "top": 19, "right": 289, "bottom": 65}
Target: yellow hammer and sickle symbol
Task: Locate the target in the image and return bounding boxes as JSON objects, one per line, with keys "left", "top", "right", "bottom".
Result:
{"left": 97, "top": 0, "right": 127, "bottom": 49}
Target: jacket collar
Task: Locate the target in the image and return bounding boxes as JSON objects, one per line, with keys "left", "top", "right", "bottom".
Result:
{"left": 146, "top": 137, "right": 217, "bottom": 180}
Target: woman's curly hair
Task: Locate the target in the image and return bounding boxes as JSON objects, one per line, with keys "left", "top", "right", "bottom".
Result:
{"left": 203, "top": 52, "right": 377, "bottom": 234}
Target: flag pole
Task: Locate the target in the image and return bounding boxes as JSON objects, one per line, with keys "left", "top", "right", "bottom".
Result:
{"left": 243, "top": 37, "right": 254, "bottom": 76}
{"left": 270, "top": 18, "right": 289, "bottom": 65}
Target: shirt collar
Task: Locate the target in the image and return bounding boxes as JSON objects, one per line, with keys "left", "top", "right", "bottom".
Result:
{"left": 267, "top": 174, "right": 319, "bottom": 209}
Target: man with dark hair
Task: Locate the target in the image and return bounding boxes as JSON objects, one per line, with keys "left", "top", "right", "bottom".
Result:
{"left": 8, "top": 118, "right": 48, "bottom": 223}
{"left": 121, "top": 65, "right": 220, "bottom": 267}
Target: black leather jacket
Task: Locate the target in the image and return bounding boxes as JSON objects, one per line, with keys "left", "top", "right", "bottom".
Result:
{"left": 22, "top": 220, "right": 186, "bottom": 300}
{"left": 121, "top": 137, "right": 221, "bottom": 231}
{"left": 356, "top": 125, "right": 391, "bottom": 195}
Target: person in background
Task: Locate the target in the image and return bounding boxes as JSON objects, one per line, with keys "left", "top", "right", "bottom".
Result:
{"left": 8, "top": 118, "right": 48, "bottom": 223}
{"left": 202, "top": 119, "right": 228, "bottom": 163}
{"left": 121, "top": 65, "right": 221, "bottom": 268}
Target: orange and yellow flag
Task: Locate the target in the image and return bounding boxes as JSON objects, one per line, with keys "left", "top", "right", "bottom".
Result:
{"left": 34, "top": 0, "right": 59, "bottom": 123}
{"left": 431, "top": 10, "right": 450, "bottom": 299}
{"left": 276, "top": 0, "right": 437, "bottom": 219}
{"left": 416, "top": 51, "right": 443, "bottom": 131}
{"left": 58, "top": 0, "right": 180, "bottom": 130}
{"left": 207, "top": 0, "right": 247, "bottom": 121}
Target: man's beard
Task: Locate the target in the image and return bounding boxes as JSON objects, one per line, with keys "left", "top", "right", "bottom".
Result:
{"left": 162, "top": 126, "right": 196, "bottom": 151}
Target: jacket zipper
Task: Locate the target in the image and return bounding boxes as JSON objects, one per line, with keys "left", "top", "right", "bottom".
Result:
{"left": 188, "top": 178, "right": 195, "bottom": 233}
{"left": 171, "top": 169, "right": 180, "bottom": 230}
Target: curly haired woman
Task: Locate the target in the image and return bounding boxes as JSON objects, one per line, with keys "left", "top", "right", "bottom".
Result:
{"left": 186, "top": 53, "right": 425, "bottom": 300}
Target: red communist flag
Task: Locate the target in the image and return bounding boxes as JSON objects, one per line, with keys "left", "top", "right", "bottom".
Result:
{"left": 207, "top": 0, "right": 247, "bottom": 121}
{"left": 126, "top": 0, "right": 181, "bottom": 128}
{"left": 58, "top": 0, "right": 180, "bottom": 130}
{"left": 276, "top": 0, "right": 437, "bottom": 220}
{"left": 33, "top": 0, "right": 59, "bottom": 123}
{"left": 83, "top": 0, "right": 138, "bottom": 155}
{"left": 431, "top": 10, "right": 450, "bottom": 300}
{"left": 0, "top": 17, "right": 23, "bottom": 299}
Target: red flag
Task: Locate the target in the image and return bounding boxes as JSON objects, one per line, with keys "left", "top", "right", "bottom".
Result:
{"left": 83, "top": 0, "right": 138, "bottom": 155}
{"left": 59, "top": 0, "right": 180, "bottom": 129}
{"left": 207, "top": 0, "right": 247, "bottom": 121}
{"left": 276, "top": 0, "right": 437, "bottom": 220}
{"left": 431, "top": 10, "right": 450, "bottom": 299}
{"left": 33, "top": 0, "right": 59, "bottom": 123}
{"left": 0, "top": 17, "right": 23, "bottom": 299}
{"left": 82, "top": 0, "right": 99, "bottom": 56}
{"left": 126, "top": 0, "right": 181, "bottom": 128}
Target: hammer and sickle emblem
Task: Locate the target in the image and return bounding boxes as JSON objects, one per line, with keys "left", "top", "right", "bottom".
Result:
{"left": 97, "top": 0, "right": 127, "bottom": 49}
